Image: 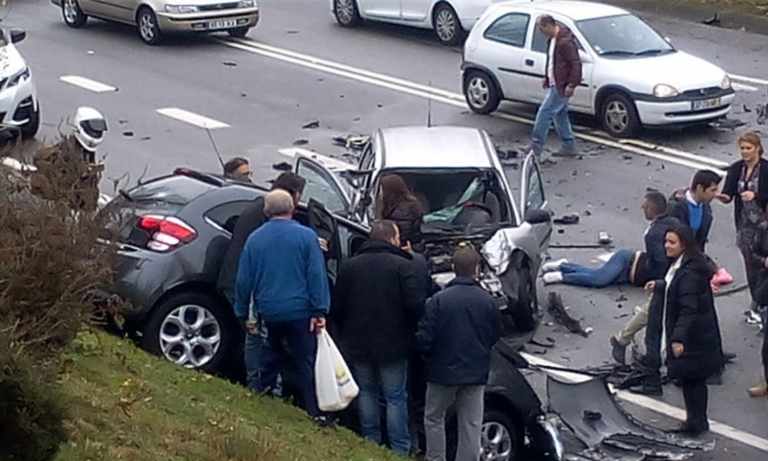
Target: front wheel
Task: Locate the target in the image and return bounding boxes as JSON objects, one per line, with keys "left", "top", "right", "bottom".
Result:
{"left": 62, "top": 0, "right": 88, "bottom": 28}
{"left": 137, "top": 7, "right": 162, "bottom": 46}
{"left": 447, "top": 408, "right": 524, "bottom": 461}
{"left": 464, "top": 71, "right": 501, "bottom": 115}
{"left": 433, "top": 4, "right": 465, "bottom": 46}
{"left": 334, "top": 0, "right": 361, "bottom": 28}
{"left": 140, "top": 292, "right": 235, "bottom": 372}
{"left": 600, "top": 92, "right": 639, "bottom": 138}
{"left": 510, "top": 265, "right": 538, "bottom": 332}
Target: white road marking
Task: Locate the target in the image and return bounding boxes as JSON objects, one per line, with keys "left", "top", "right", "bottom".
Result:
{"left": 278, "top": 147, "right": 356, "bottom": 171}
{"left": 156, "top": 108, "right": 229, "bottom": 129}
{"left": 59, "top": 75, "right": 117, "bottom": 93}
{"left": 523, "top": 353, "right": 768, "bottom": 453}
{"left": 732, "top": 82, "right": 759, "bottom": 92}
{"left": 730, "top": 74, "right": 768, "bottom": 86}
{"left": 216, "top": 38, "right": 732, "bottom": 174}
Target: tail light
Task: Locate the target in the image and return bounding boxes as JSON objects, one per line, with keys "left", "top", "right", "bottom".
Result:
{"left": 137, "top": 214, "right": 196, "bottom": 252}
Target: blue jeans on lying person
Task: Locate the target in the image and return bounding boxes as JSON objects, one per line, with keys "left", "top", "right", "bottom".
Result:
{"left": 561, "top": 249, "right": 635, "bottom": 288}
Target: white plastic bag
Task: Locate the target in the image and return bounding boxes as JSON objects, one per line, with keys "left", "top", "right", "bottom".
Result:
{"left": 315, "top": 329, "right": 359, "bottom": 412}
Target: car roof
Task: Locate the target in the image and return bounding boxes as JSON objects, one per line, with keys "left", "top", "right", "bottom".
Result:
{"left": 376, "top": 126, "right": 496, "bottom": 170}
{"left": 498, "top": 0, "right": 628, "bottom": 21}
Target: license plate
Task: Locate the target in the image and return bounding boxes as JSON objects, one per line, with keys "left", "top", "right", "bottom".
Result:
{"left": 207, "top": 19, "right": 238, "bottom": 30}
{"left": 691, "top": 98, "right": 722, "bottom": 111}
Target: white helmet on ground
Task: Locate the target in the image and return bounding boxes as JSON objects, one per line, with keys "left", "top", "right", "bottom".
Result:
{"left": 74, "top": 107, "right": 107, "bottom": 154}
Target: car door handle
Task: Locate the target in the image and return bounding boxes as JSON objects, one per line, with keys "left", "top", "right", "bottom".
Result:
{"left": 525, "top": 59, "right": 535, "bottom": 67}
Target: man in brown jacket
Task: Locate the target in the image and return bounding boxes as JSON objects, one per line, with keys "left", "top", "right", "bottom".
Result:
{"left": 530, "top": 15, "right": 582, "bottom": 163}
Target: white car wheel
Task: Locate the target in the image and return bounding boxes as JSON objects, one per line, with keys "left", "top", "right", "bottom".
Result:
{"left": 62, "top": 0, "right": 88, "bottom": 28}
{"left": 433, "top": 4, "right": 464, "bottom": 46}
{"left": 601, "top": 92, "right": 639, "bottom": 138}
{"left": 464, "top": 71, "right": 501, "bottom": 114}
{"left": 334, "top": 0, "right": 361, "bottom": 27}
{"left": 137, "top": 7, "right": 162, "bottom": 45}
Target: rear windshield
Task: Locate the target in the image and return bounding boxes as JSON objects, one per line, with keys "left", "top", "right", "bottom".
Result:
{"left": 126, "top": 176, "right": 217, "bottom": 206}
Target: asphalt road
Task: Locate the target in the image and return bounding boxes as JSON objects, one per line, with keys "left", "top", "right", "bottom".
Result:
{"left": 6, "top": 0, "right": 768, "bottom": 459}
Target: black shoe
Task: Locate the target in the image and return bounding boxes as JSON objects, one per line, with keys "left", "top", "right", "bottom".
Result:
{"left": 312, "top": 415, "right": 335, "bottom": 428}
{"left": 610, "top": 336, "right": 627, "bottom": 365}
{"left": 629, "top": 383, "right": 663, "bottom": 396}
{"left": 671, "top": 422, "right": 709, "bottom": 437}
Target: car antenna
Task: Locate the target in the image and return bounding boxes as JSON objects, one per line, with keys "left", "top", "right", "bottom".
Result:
{"left": 205, "top": 127, "right": 225, "bottom": 170}
{"left": 427, "top": 80, "right": 433, "bottom": 128}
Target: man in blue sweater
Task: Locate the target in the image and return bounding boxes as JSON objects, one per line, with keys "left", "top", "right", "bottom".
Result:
{"left": 235, "top": 189, "right": 330, "bottom": 420}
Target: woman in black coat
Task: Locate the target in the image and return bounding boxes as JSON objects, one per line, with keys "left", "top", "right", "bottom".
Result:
{"left": 718, "top": 131, "right": 768, "bottom": 320}
{"left": 378, "top": 173, "right": 424, "bottom": 247}
{"left": 648, "top": 225, "right": 724, "bottom": 436}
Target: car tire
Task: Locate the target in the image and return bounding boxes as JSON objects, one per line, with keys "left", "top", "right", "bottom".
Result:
{"left": 464, "top": 71, "right": 501, "bottom": 115}
{"left": 20, "top": 102, "right": 41, "bottom": 140}
{"left": 62, "top": 0, "right": 88, "bottom": 28}
{"left": 510, "top": 264, "right": 538, "bottom": 332}
{"left": 140, "top": 292, "right": 235, "bottom": 372}
{"left": 600, "top": 92, "right": 639, "bottom": 138}
{"left": 334, "top": 0, "right": 362, "bottom": 28}
{"left": 447, "top": 408, "right": 524, "bottom": 461}
{"left": 137, "top": 7, "right": 163, "bottom": 46}
{"left": 433, "top": 3, "right": 465, "bottom": 46}
{"left": 228, "top": 27, "right": 250, "bottom": 38}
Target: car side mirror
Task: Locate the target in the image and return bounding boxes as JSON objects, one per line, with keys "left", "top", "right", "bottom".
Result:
{"left": 524, "top": 209, "right": 551, "bottom": 225}
{"left": 10, "top": 29, "right": 27, "bottom": 44}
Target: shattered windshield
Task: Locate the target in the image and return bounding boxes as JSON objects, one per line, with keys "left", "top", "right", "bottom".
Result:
{"left": 381, "top": 169, "right": 513, "bottom": 235}
{"left": 577, "top": 14, "right": 675, "bottom": 58}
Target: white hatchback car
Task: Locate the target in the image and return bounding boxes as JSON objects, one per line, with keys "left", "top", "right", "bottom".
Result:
{"left": 331, "top": 0, "right": 505, "bottom": 45}
{"left": 461, "top": 0, "right": 735, "bottom": 137}
{"left": 0, "top": 28, "right": 39, "bottom": 139}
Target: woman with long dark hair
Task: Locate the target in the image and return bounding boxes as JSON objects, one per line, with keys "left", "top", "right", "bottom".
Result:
{"left": 649, "top": 225, "right": 724, "bottom": 435}
{"left": 718, "top": 131, "right": 768, "bottom": 323}
{"left": 378, "top": 174, "right": 424, "bottom": 247}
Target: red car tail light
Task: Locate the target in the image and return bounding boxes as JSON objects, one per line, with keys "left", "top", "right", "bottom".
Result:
{"left": 137, "top": 214, "right": 196, "bottom": 252}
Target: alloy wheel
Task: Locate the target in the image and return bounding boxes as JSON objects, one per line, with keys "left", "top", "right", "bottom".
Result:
{"left": 435, "top": 9, "right": 457, "bottom": 43}
{"left": 64, "top": 0, "right": 78, "bottom": 23}
{"left": 335, "top": 0, "right": 355, "bottom": 25}
{"left": 159, "top": 305, "right": 222, "bottom": 368}
{"left": 467, "top": 76, "right": 490, "bottom": 109}
{"left": 605, "top": 100, "right": 629, "bottom": 134}
{"left": 482, "top": 421, "right": 514, "bottom": 461}
{"left": 139, "top": 12, "right": 157, "bottom": 42}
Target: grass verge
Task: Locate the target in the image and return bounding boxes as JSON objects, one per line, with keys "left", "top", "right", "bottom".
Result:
{"left": 55, "top": 330, "right": 403, "bottom": 461}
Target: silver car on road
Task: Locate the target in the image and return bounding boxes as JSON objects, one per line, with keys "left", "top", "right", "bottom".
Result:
{"left": 51, "top": 0, "right": 259, "bottom": 45}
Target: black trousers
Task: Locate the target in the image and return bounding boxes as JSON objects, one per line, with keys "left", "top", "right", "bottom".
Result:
{"left": 740, "top": 248, "right": 762, "bottom": 303}
{"left": 681, "top": 379, "right": 709, "bottom": 430}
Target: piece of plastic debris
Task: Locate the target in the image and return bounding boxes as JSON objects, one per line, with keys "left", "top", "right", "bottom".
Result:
{"left": 302, "top": 120, "right": 320, "bottom": 130}
{"left": 598, "top": 232, "right": 612, "bottom": 244}
{"left": 554, "top": 213, "right": 580, "bottom": 225}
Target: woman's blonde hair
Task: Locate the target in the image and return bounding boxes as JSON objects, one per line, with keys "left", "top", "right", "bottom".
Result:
{"left": 739, "top": 131, "right": 764, "bottom": 156}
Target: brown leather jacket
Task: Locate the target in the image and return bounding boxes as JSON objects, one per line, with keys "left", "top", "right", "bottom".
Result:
{"left": 544, "top": 26, "right": 583, "bottom": 95}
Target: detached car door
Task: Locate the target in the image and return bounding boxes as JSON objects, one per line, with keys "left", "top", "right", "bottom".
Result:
{"left": 519, "top": 152, "right": 552, "bottom": 252}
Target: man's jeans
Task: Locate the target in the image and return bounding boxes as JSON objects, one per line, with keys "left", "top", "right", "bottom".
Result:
{"left": 561, "top": 249, "right": 635, "bottom": 288}
{"left": 424, "top": 383, "right": 485, "bottom": 461}
{"left": 532, "top": 87, "right": 576, "bottom": 153}
{"left": 244, "top": 328, "right": 282, "bottom": 395}
{"left": 257, "top": 318, "right": 320, "bottom": 417}
{"left": 352, "top": 359, "right": 411, "bottom": 455}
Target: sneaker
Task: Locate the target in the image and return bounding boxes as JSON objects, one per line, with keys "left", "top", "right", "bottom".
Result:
{"left": 542, "top": 258, "right": 568, "bottom": 273}
{"left": 553, "top": 147, "right": 578, "bottom": 158}
{"left": 610, "top": 336, "right": 627, "bottom": 366}
{"left": 748, "top": 381, "right": 767, "bottom": 397}
{"left": 542, "top": 272, "right": 563, "bottom": 285}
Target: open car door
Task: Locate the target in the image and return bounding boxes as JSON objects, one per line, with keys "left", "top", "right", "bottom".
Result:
{"left": 307, "top": 198, "right": 343, "bottom": 284}
{"left": 519, "top": 152, "right": 552, "bottom": 253}
{"left": 293, "top": 154, "right": 352, "bottom": 217}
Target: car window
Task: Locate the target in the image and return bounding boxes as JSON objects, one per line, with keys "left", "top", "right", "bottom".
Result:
{"left": 525, "top": 162, "right": 545, "bottom": 211}
{"left": 577, "top": 14, "right": 673, "bottom": 57}
{"left": 127, "top": 176, "right": 217, "bottom": 206}
{"left": 206, "top": 200, "right": 253, "bottom": 234}
{"left": 484, "top": 13, "right": 530, "bottom": 48}
{"left": 531, "top": 19, "right": 585, "bottom": 54}
{"left": 296, "top": 159, "right": 347, "bottom": 214}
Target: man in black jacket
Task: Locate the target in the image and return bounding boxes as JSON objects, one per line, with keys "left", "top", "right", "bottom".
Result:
{"left": 216, "top": 172, "right": 306, "bottom": 392}
{"left": 417, "top": 247, "right": 502, "bottom": 461}
{"left": 334, "top": 220, "right": 425, "bottom": 455}
{"left": 667, "top": 170, "right": 721, "bottom": 251}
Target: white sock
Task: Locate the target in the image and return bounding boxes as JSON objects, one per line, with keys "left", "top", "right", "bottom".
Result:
{"left": 542, "top": 258, "right": 568, "bottom": 273}
{"left": 543, "top": 272, "right": 563, "bottom": 285}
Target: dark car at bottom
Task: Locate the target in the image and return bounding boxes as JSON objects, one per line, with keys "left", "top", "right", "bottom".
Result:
{"left": 100, "top": 168, "right": 563, "bottom": 461}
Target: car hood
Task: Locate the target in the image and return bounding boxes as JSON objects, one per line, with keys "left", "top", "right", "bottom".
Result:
{"left": 600, "top": 50, "right": 727, "bottom": 93}
{"left": 0, "top": 44, "right": 26, "bottom": 79}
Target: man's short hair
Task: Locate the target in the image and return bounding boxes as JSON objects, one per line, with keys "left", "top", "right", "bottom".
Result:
{"left": 538, "top": 14, "right": 557, "bottom": 27}
{"left": 453, "top": 246, "right": 481, "bottom": 278}
{"left": 691, "top": 170, "right": 722, "bottom": 191}
{"left": 644, "top": 190, "right": 667, "bottom": 215}
{"left": 264, "top": 190, "right": 295, "bottom": 218}
{"left": 272, "top": 172, "right": 307, "bottom": 197}
{"left": 223, "top": 157, "right": 249, "bottom": 176}
{"left": 370, "top": 220, "right": 398, "bottom": 243}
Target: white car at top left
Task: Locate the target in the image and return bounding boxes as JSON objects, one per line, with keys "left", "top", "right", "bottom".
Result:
{"left": 0, "top": 28, "right": 39, "bottom": 140}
